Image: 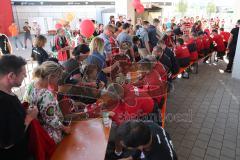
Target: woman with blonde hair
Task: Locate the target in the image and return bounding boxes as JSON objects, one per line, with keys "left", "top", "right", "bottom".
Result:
{"left": 24, "top": 61, "right": 70, "bottom": 143}
{"left": 86, "top": 37, "right": 119, "bottom": 85}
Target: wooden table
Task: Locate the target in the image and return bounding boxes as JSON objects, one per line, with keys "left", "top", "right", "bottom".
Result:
{"left": 51, "top": 118, "right": 111, "bottom": 160}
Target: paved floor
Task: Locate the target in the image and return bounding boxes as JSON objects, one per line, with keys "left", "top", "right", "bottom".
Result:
{"left": 165, "top": 61, "right": 240, "bottom": 160}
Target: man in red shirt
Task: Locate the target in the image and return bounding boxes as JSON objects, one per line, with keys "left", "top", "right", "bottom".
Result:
{"left": 202, "top": 31, "right": 214, "bottom": 62}
{"left": 220, "top": 28, "right": 230, "bottom": 48}
{"left": 174, "top": 38, "right": 190, "bottom": 67}
{"left": 212, "top": 29, "right": 226, "bottom": 60}
{"left": 108, "top": 83, "right": 154, "bottom": 126}
{"left": 105, "top": 83, "right": 158, "bottom": 159}
{"left": 174, "top": 38, "right": 191, "bottom": 78}
{"left": 162, "top": 29, "right": 175, "bottom": 49}
{"left": 136, "top": 58, "right": 167, "bottom": 107}
{"left": 193, "top": 33, "right": 205, "bottom": 57}
{"left": 183, "top": 35, "right": 198, "bottom": 61}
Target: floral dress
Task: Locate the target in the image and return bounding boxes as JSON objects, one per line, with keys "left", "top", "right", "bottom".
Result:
{"left": 24, "top": 82, "right": 64, "bottom": 143}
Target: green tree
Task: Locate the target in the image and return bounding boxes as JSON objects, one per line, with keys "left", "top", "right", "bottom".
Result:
{"left": 206, "top": 2, "right": 216, "bottom": 17}
{"left": 177, "top": 0, "right": 188, "bottom": 16}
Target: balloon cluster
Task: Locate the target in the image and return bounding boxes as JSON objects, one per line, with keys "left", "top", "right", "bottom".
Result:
{"left": 55, "top": 12, "right": 75, "bottom": 30}
{"left": 131, "top": 0, "right": 144, "bottom": 14}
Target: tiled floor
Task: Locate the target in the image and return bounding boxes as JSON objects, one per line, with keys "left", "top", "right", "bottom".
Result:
{"left": 165, "top": 61, "right": 240, "bottom": 160}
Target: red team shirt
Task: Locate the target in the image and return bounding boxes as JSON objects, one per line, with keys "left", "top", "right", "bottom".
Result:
{"left": 202, "top": 34, "right": 212, "bottom": 50}
{"left": 195, "top": 37, "right": 204, "bottom": 53}
{"left": 220, "top": 31, "right": 230, "bottom": 42}
{"left": 112, "top": 84, "right": 154, "bottom": 125}
{"left": 185, "top": 38, "right": 198, "bottom": 61}
{"left": 141, "top": 66, "right": 166, "bottom": 104}
{"left": 212, "top": 34, "right": 226, "bottom": 52}
{"left": 175, "top": 44, "right": 191, "bottom": 59}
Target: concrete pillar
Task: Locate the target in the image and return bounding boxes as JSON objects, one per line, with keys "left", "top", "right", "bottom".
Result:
{"left": 232, "top": 29, "right": 240, "bottom": 79}
{"left": 232, "top": 0, "right": 240, "bottom": 80}
{"left": 115, "top": 0, "right": 136, "bottom": 25}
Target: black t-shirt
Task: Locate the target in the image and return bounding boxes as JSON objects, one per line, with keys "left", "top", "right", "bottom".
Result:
{"left": 0, "top": 91, "right": 28, "bottom": 160}
{"left": 0, "top": 34, "right": 10, "bottom": 55}
{"left": 31, "top": 47, "right": 49, "bottom": 65}
{"left": 132, "top": 122, "right": 177, "bottom": 160}
{"left": 229, "top": 27, "right": 239, "bottom": 50}
{"left": 158, "top": 54, "right": 172, "bottom": 73}
{"left": 23, "top": 26, "right": 31, "bottom": 35}
{"left": 163, "top": 47, "right": 179, "bottom": 74}
{"left": 173, "top": 27, "right": 183, "bottom": 36}
{"left": 143, "top": 122, "right": 177, "bottom": 160}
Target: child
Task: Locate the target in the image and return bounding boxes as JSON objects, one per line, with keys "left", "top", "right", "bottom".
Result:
{"left": 212, "top": 29, "right": 226, "bottom": 60}
{"left": 174, "top": 38, "right": 190, "bottom": 67}
{"left": 183, "top": 34, "right": 198, "bottom": 61}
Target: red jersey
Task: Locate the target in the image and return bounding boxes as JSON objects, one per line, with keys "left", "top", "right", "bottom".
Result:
{"left": 195, "top": 37, "right": 204, "bottom": 52}
{"left": 202, "top": 35, "right": 212, "bottom": 50}
{"left": 204, "top": 29, "right": 210, "bottom": 36}
{"left": 212, "top": 34, "right": 226, "bottom": 52}
{"left": 112, "top": 85, "right": 154, "bottom": 125}
{"left": 220, "top": 31, "right": 230, "bottom": 42}
{"left": 175, "top": 44, "right": 191, "bottom": 59}
{"left": 185, "top": 38, "right": 198, "bottom": 61}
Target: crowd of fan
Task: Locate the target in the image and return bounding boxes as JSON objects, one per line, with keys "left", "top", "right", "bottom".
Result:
{"left": 1, "top": 15, "right": 239, "bottom": 160}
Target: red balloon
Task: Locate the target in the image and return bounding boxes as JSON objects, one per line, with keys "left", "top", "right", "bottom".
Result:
{"left": 131, "top": 0, "right": 141, "bottom": 8}
{"left": 80, "top": 19, "right": 95, "bottom": 38}
{"left": 55, "top": 23, "right": 63, "bottom": 30}
{"left": 136, "top": 3, "right": 144, "bottom": 14}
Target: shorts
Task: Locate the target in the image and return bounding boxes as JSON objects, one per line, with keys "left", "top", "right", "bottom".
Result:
{"left": 24, "top": 34, "right": 32, "bottom": 41}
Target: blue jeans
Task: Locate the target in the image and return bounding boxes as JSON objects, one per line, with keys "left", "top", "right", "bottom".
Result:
{"left": 13, "top": 36, "right": 23, "bottom": 48}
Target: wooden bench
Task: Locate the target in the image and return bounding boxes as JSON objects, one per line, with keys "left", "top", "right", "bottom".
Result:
{"left": 160, "top": 52, "right": 214, "bottom": 128}
{"left": 171, "top": 52, "right": 214, "bottom": 79}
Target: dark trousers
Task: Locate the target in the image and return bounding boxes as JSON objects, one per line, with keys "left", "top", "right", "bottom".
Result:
{"left": 177, "top": 58, "right": 190, "bottom": 68}
{"left": 226, "top": 50, "right": 236, "bottom": 71}
{"left": 217, "top": 51, "right": 225, "bottom": 59}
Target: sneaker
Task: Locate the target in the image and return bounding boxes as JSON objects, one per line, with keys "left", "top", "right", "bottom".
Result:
{"left": 16, "top": 48, "right": 19, "bottom": 51}
{"left": 182, "top": 72, "right": 189, "bottom": 79}
{"left": 22, "top": 47, "right": 25, "bottom": 50}
{"left": 224, "top": 69, "right": 232, "bottom": 73}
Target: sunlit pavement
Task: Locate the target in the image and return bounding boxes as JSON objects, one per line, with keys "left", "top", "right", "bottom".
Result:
{"left": 165, "top": 60, "right": 240, "bottom": 160}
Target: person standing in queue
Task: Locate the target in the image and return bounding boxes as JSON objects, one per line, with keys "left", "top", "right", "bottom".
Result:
{"left": 225, "top": 20, "right": 240, "bottom": 73}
